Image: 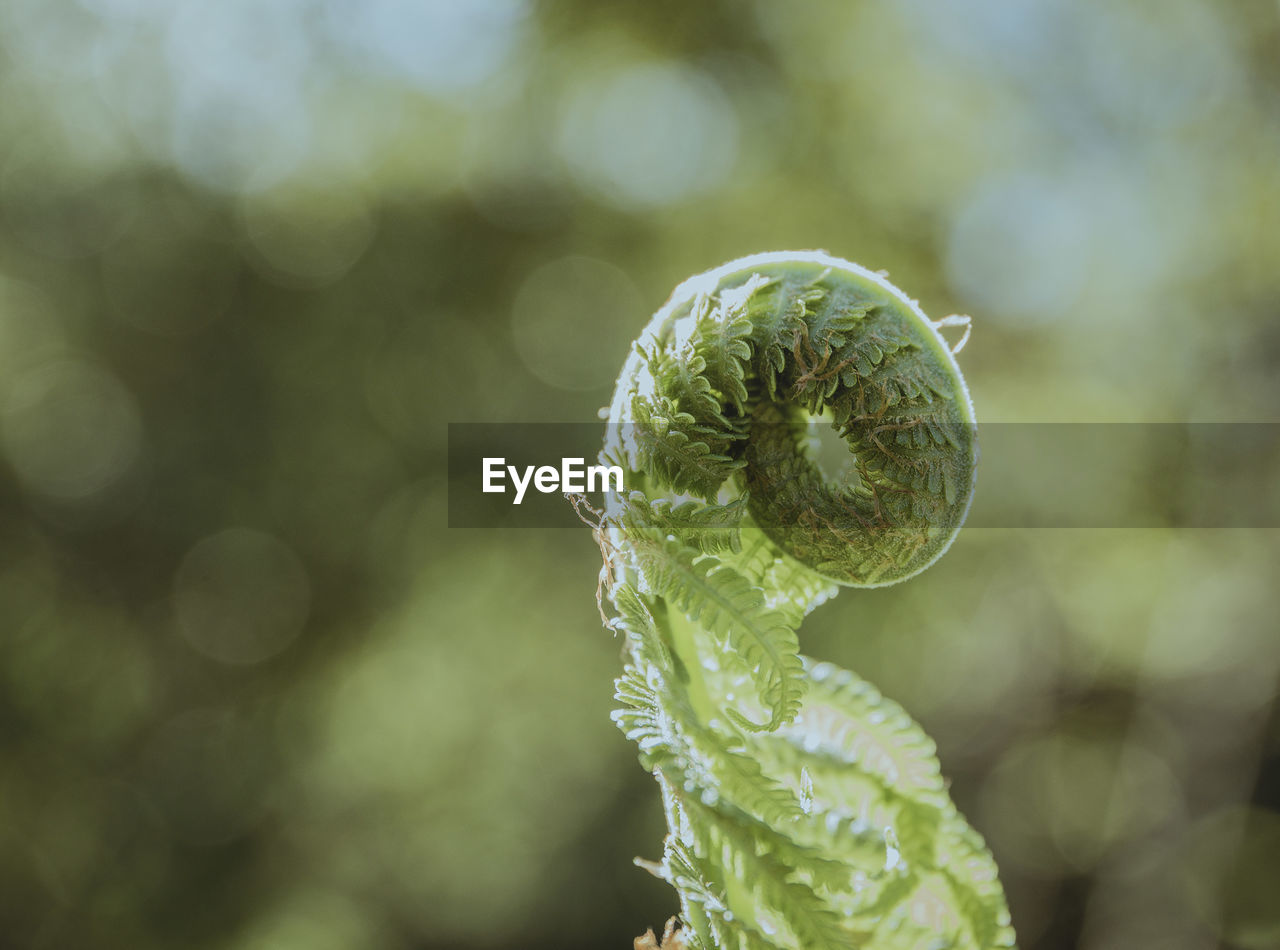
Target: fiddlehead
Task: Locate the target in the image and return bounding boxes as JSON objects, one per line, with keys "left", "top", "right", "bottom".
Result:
{"left": 594, "top": 251, "right": 1015, "bottom": 949}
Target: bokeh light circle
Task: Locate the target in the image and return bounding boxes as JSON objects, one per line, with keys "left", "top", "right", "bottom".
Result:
{"left": 945, "top": 171, "right": 1092, "bottom": 326}
{"left": 557, "top": 61, "right": 739, "bottom": 209}
{"left": 173, "top": 528, "right": 311, "bottom": 665}
{"left": 240, "top": 183, "right": 375, "bottom": 288}
{"left": 510, "top": 255, "right": 644, "bottom": 391}
{"left": 324, "top": 0, "right": 531, "bottom": 93}
{"left": 1, "top": 358, "right": 144, "bottom": 503}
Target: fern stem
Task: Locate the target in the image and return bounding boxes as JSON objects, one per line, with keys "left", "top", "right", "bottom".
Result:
{"left": 662, "top": 608, "right": 763, "bottom": 922}
{"left": 657, "top": 602, "right": 718, "bottom": 730}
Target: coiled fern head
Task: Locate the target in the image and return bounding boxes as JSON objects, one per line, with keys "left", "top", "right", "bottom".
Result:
{"left": 591, "top": 252, "right": 1015, "bottom": 950}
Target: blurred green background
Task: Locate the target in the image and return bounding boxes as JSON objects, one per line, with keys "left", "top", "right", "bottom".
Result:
{"left": 1, "top": 1, "right": 1278, "bottom": 948}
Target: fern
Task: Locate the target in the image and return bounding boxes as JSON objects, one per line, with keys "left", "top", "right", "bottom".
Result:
{"left": 632, "top": 534, "right": 804, "bottom": 731}
{"left": 630, "top": 394, "right": 744, "bottom": 500}
{"left": 624, "top": 494, "right": 748, "bottom": 555}
{"left": 594, "top": 251, "right": 1013, "bottom": 949}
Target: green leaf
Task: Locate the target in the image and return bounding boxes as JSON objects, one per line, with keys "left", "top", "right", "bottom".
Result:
{"left": 624, "top": 493, "right": 748, "bottom": 555}
{"left": 632, "top": 535, "right": 805, "bottom": 731}
{"left": 631, "top": 395, "right": 744, "bottom": 500}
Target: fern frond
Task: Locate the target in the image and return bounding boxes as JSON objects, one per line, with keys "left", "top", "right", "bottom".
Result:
{"left": 692, "top": 276, "right": 771, "bottom": 415}
{"left": 596, "top": 252, "right": 1012, "bottom": 950}
{"left": 609, "top": 584, "right": 673, "bottom": 671}
{"left": 631, "top": 395, "right": 744, "bottom": 500}
{"left": 632, "top": 535, "right": 804, "bottom": 731}
{"left": 625, "top": 494, "right": 748, "bottom": 555}
{"left": 667, "top": 805, "right": 855, "bottom": 950}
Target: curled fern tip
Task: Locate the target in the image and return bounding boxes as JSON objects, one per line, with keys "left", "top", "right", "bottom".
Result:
{"left": 593, "top": 251, "right": 1015, "bottom": 950}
